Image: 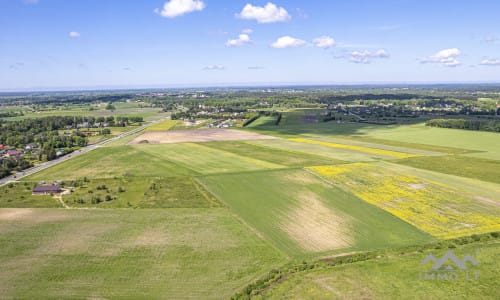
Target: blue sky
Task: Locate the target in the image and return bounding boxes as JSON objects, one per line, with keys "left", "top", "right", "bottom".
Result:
{"left": 1, "top": 0, "right": 500, "bottom": 90}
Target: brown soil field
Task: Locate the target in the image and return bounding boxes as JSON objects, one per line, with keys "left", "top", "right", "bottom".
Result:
{"left": 128, "top": 129, "right": 277, "bottom": 144}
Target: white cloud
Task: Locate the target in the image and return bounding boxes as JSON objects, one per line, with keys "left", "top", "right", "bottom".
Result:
{"left": 203, "top": 65, "right": 225, "bottom": 70}
{"left": 155, "top": 0, "right": 205, "bottom": 18}
{"left": 242, "top": 28, "right": 253, "bottom": 34}
{"left": 68, "top": 31, "right": 81, "bottom": 38}
{"left": 271, "top": 36, "right": 306, "bottom": 49}
{"left": 480, "top": 59, "right": 500, "bottom": 66}
{"left": 226, "top": 34, "right": 251, "bottom": 47}
{"left": 350, "top": 49, "right": 389, "bottom": 64}
{"left": 313, "top": 36, "right": 335, "bottom": 49}
{"left": 421, "top": 48, "right": 461, "bottom": 67}
{"left": 483, "top": 35, "right": 498, "bottom": 43}
{"left": 238, "top": 2, "right": 291, "bottom": 23}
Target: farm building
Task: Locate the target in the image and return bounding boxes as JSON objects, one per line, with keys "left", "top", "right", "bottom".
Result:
{"left": 32, "top": 185, "right": 62, "bottom": 195}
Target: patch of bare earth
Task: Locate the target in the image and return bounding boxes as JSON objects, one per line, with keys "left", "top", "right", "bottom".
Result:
{"left": 473, "top": 195, "right": 500, "bottom": 207}
{"left": 128, "top": 128, "right": 277, "bottom": 144}
{"left": 283, "top": 191, "right": 353, "bottom": 252}
{"left": 0, "top": 208, "right": 72, "bottom": 223}
{"left": 409, "top": 183, "right": 426, "bottom": 190}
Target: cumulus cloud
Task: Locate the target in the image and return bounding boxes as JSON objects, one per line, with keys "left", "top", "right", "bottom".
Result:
{"left": 313, "top": 36, "right": 335, "bottom": 49}
{"left": 242, "top": 28, "right": 253, "bottom": 34}
{"left": 226, "top": 33, "right": 251, "bottom": 47}
{"left": 350, "top": 49, "right": 389, "bottom": 64}
{"left": 421, "top": 48, "right": 461, "bottom": 67}
{"left": 203, "top": 65, "right": 225, "bottom": 70}
{"left": 480, "top": 58, "right": 500, "bottom": 66}
{"left": 271, "top": 36, "right": 306, "bottom": 49}
{"left": 68, "top": 31, "right": 81, "bottom": 38}
{"left": 155, "top": 0, "right": 205, "bottom": 18}
{"left": 238, "top": 2, "right": 291, "bottom": 23}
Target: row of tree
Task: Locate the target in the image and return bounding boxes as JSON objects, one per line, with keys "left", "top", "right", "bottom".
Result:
{"left": 426, "top": 119, "right": 500, "bottom": 132}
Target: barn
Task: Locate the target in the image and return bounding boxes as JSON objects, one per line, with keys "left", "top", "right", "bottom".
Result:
{"left": 32, "top": 185, "right": 62, "bottom": 195}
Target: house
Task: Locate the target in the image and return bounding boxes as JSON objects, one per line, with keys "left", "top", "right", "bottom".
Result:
{"left": 32, "top": 185, "right": 62, "bottom": 195}
{"left": 6, "top": 150, "right": 23, "bottom": 158}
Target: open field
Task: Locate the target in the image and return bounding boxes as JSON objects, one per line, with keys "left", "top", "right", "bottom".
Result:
{"left": 136, "top": 143, "right": 283, "bottom": 174}
{"left": 0, "top": 182, "right": 61, "bottom": 208}
{"left": 395, "top": 155, "right": 500, "bottom": 184}
{"left": 62, "top": 177, "right": 220, "bottom": 208}
{"left": 145, "top": 119, "right": 179, "bottom": 131}
{"left": 0, "top": 208, "right": 286, "bottom": 299}
{"left": 199, "top": 169, "right": 431, "bottom": 258}
{"left": 257, "top": 239, "right": 500, "bottom": 300}
{"left": 129, "top": 128, "right": 277, "bottom": 144}
{"left": 202, "top": 141, "right": 342, "bottom": 167}
{"left": 290, "top": 138, "right": 420, "bottom": 159}
{"left": 246, "top": 116, "right": 279, "bottom": 127}
{"left": 309, "top": 162, "right": 500, "bottom": 238}
{"left": 24, "top": 146, "right": 196, "bottom": 181}
{"left": 250, "top": 139, "right": 388, "bottom": 162}
{"left": 247, "top": 121, "right": 500, "bottom": 160}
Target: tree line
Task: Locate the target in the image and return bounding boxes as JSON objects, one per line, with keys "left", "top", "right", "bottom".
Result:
{"left": 426, "top": 119, "right": 500, "bottom": 132}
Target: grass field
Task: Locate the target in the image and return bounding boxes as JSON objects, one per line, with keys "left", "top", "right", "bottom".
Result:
{"left": 250, "top": 139, "right": 386, "bottom": 162}
{"left": 257, "top": 240, "right": 500, "bottom": 300}
{"left": 290, "top": 138, "right": 420, "bottom": 159}
{"left": 200, "top": 169, "right": 431, "bottom": 258}
{"left": 25, "top": 146, "right": 196, "bottom": 181}
{"left": 3, "top": 114, "right": 499, "bottom": 299}
{"left": 246, "top": 116, "right": 278, "bottom": 127}
{"left": 309, "top": 162, "right": 500, "bottom": 238}
{"left": 0, "top": 182, "right": 61, "bottom": 208}
{"left": 136, "top": 143, "right": 283, "bottom": 174}
{"left": 145, "top": 119, "right": 179, "bottom": 131}
{"left": 0, "top": 208, "right": 287, "bottom": 299}
{"left": 62, "top": 177, "right": 221, "bottom": 208}
{"left": 395, "top": 155, "right": 500, "bottom": 184}
{"left": 202, "top": 141, "right": 342, "bottom": 167}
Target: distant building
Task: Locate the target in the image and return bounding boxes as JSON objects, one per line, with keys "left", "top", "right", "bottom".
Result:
{"left": 6, "top": 150, "right": 23, "bottom": 158}
{"left": 32, "top": 185, "right": 62, "bottom": 195}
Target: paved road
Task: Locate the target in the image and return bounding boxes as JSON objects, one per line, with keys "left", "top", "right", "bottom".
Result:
{"left": 0, "top": 120, "right": 162, "bottom": 187}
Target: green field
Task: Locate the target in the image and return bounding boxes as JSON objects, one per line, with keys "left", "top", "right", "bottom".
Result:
{"left": 0, "top": 208, "right": 286, "bottom": 299}
{"left": 63, "top": 177, "right": 221, "bottom": 208}
{"left": 136, "top": 143, "right": 284, "bottom": 174}
{"left": 200, "top": 169, "right": 432, "bottom": 258}
{"left": 0, "top": 182, "right": 61, "bottom": 208}
{"left": 145, "top": 119, "right": 179, "bottom": 131}
{"left": 395, "top": 155, "right": 500, "bottom": 184}
{"left": 308, "top": 162, "right": 500, "bottom": 238}
{"left": 202, "top": 141, "right": 342, "bottom": 167}
{"left": 3, "top": 115, "right": 500, "bottom": 299}
{"left": 250, "top": 139, "right": 386, "bottom": 162}
{"left": 25, "top": 146, "right": 196, "bottom": 181}
{"left": 257, "top": 239, "right": 500, "bottom": 300}
{"left": 246, "top": 116, "right": 279, "bottom": 127}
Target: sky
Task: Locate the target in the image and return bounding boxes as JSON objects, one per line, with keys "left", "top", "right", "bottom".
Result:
{"left": 1, "top": 0, "right": 500, "bottom": 90}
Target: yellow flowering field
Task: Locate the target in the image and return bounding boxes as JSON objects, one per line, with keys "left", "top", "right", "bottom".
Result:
{"left": 145, "top": 120, "right": 179, "bottom": 131}
{"left": 308, "top": 163, "right": 500, "bottom": 238}
{"left": 290, "top": 138, "right": 419, "bottom": 159}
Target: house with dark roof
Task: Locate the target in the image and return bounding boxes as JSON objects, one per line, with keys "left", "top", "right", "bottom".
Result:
{"left": 32, "top": 185, "right": 62, "bottom": 195}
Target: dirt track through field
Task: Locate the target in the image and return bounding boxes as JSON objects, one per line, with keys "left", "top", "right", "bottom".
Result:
{"left": 128, "top": 129, "right": 277, "bottom": 144}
